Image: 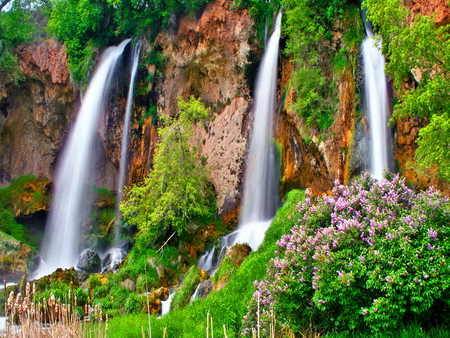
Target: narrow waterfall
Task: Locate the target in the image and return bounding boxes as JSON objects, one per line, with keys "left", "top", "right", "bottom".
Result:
{"left": 361, "top": 14, "right": 393, "bottom": 180}
{"left": 115, "top": 42, "right": 141, "bottom": 242}
{"left": 230, "top": 9, "right": 281, "bottom": 250}
{"left": 35, "top": 39, "right": 130, "bottom": 278}
{"left": 198, "top": 10, "right": 281, "bottom": 274}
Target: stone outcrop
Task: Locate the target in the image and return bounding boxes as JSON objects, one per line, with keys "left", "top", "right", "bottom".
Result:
{"left": 0, "top": 39, "right": 75, "bottom": 187}
{"left": 153, "top": 0, "right": 256, "bottom": 223}
{"left": 405, "top": 0, "right": 450, "bottom": 26}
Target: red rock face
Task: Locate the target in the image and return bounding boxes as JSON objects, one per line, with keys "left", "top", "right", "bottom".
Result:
{"left": 405, "top": 0, "right": 450, "bottom": 26}
{"left": 152, "top": 0, "right": 255, "bottom": 223}
{"left": 0, "top": 39, "right": 75, "bottom": 187}
{"left": 18, "top": 39, "right": 70, "bottom": 84}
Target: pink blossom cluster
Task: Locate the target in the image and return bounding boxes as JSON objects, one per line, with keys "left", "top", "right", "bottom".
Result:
{"left": 241, "top": 172, "right": 450, "bottom": 335}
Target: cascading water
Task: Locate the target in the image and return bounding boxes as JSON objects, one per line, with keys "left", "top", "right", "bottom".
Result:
{"left": 35, "top": 39, "right": 130, "bottom": 278}
{"left": 115, "top": 42, "right": 141, "bottom": 242}
{"left": 361, "top": 12, "right": 393, "bottom": 180}
{"left": 229, "top": 9, "right": 281, "bottom": 250}
{"left": 198, "top": 10, "right": 282, "bottom": 274}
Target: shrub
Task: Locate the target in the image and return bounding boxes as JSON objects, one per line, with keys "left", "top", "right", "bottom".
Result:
{"left": 242, "top": 172, "right": 450, "bottom": 335}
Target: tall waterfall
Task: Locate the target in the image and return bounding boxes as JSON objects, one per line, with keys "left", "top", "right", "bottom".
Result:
{"left": 361, "top": 14, "right": 393, "bottom": 180}
{"left": 36, "top": 39, "right": 130, "bottom": 278}
{"left": 198, "top": 11, "right": 281, "bottom": 275}
{"left": 231, "top": 10, "right": 281, "bottom": 250}
{"left": 115, "top": 42, "right": 141, "bottom": 242}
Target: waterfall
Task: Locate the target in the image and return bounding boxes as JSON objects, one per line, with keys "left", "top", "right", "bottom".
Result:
{"left": 35, "top": 39, "right": 130, "bottom": 278}
{"left": 198, "top": 10, "right": 281, "bottom": 274}
{"left": 161, "top": 291, "right": 176, "bottom": 316}
{"left": 115, "top": 42, "right": 141, "bottom": 242}
{"left": 361, "top": 13, "right": 393, "bottom": 180}
{"left": 231, "top": 9, "right": 281, "bottom": 250}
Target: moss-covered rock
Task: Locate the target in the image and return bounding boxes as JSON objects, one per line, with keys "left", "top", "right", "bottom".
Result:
{"left": 0, "top": 232, "right": 32, "bottom": 281}
{"left": 213, "top": 243, "right": 251, "bottom": 291}
{"left": 171, "top": 265, "right": 209, "bottom": 312}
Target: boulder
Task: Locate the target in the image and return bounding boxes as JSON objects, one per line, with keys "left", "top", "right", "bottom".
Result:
{"left": 195, "top": 280, "right": 213, "bottom": 300}
{"left": 76, "top": 249, "right": 101, "bottom": 273}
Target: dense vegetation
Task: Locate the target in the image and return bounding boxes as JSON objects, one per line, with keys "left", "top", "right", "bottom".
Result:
{"left": 41, "top": 0, "right": 207, "bottom": 83}
{"left": 0, "top": 0, "right": 47, "bottom": 83}
{"left": 365, "top": 0, "right": 450, "bottom": 183}
{"left": 120, "top": 96, "right": 216, "bottom": 246}
{"left": 0, "top": 175, "right": 49, "bottom": 248}
{"left": 280, "top": 0, "right": 364, "bottom": 132}
{"left": 107, "top": 189, "right": 306, "bottom": 337}
{"left": 243, "top": 173, "right": 450, "bottom": 335}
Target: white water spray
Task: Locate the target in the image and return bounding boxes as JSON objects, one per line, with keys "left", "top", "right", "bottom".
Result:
{"left": 36, "top": 39, "right": 130, "bottom": 278}
{"left": 361, "top": 16, "right": 392, "bottom": 180}
{"left": 115, "top": 42, "right": 141, "bottom": 242}
{"left": 161, "top": 291, "right": 176, "bottom": 316}
{"left": 198, "top": 10, "right": 282, "bottom": 274}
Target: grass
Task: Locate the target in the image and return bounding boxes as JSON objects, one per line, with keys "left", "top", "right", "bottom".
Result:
{"left": 107, "top": 190, "right": 305, "bottom": 337}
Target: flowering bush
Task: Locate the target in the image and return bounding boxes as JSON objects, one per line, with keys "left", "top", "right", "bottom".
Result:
{"left": 242, "top": 172, "right": 450, "bottom": 335}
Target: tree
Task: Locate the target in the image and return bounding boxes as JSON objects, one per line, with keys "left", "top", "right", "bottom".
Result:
{"left": 0, "top": 0, "right": 36, "bottom": 83}
{"left": 365, "top": 0, "right": 450, "bottom": 182}
{"left": 415, "top": 113, "right": 450, "bottom": 182}
{"left": 120, "top": 96, "right": 215, "bottom": 244}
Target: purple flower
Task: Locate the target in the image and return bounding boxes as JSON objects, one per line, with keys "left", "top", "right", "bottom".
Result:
{"left": 428, "top": 228, "right": 438, "bottom": 241}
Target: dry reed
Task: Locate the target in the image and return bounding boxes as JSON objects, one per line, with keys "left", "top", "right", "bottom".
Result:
{"left": 2, "top": 282, "right": 108, "bottom": 338}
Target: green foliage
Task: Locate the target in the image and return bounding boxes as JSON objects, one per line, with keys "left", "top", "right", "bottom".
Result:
{"left": 280, "top": 0, "right": 361, "bottom": 132}
{"left": 108, "top": 189, "right": 305, "bottom": 337}
{"left": 121, "top": 96, "right": 215, "bottom": 245}
{"left": 171, "top": 265, "right": 203, "bottom": 312}
{"left": 414, "top": 113, "right": 450, "bottom": 182}
{"left": 0, "top": 0, "right": 50, "bottom": 84}
{"left": 86, "top": 244, "right": 182, "bottom": 317}
{"left": 364, "top": 0, "right": 450, "bottom": 182}
{"left": 0, "top": 175, "right": 50, "bottom": 248}
{"left": 244, "top": 173, "right": 450, "bottom": 335}
{"left": 0, "top": 210, "right": 34, "bottom": 246}
{"left": 108, "top": 0, "right": 207, "bottom": 37}
{"left": 46, "top": 0, "right": 208, "bottom": 83}
{"left": 46, "top": 0, "right": 106, "bottom": 83}
{"left": 291, "top": 66, "right": 335, "bottom": 132}
{"left": 232, "top": 0, "right": 281, "bottom": 42}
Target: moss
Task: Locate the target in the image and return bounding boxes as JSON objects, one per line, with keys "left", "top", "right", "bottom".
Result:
{"left": 171, "top": 265, "right": 207, "bottom": 312}
{"left": 213, "top": 244, "right": 251, "bottom": 290}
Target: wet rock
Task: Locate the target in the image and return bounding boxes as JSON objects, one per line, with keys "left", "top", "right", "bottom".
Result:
{"left": 195, "top": 280, "right": 213, "bottom": 299}
{"left": 101, "top": 248, "right": 127, "bottom": 273}
{"left": 116, "top": 238, "right": 133, "bottom": 253}
{"left": 76, "top": 249, "right": 101, "bottom": 273}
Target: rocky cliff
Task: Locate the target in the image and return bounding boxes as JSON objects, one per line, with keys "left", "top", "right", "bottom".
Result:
{"left": 0, "top": 40, "right": 75, "bottom": 187}
{"left": 1, "top": 0, "right": 446, "bottom": 227}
